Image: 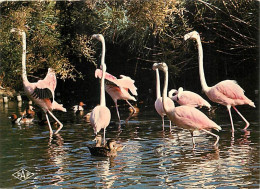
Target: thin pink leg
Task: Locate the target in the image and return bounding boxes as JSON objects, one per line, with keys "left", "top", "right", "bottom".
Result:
{"left": 169, "top": 120, "right": 172, "bottom": 130}
{"left": 232, "top": 106, "right": 250, "bottom": 130}
{"left": 126, "top": 100, "right": 135, "bottom": 122}
{"left": 115, "top": 101, "right": 121, "bottom": 122}
{"left": 45, "top": 113, "right": 53, "bottom": 135}
{"left": 190, "top": 131, "right": 195, "bottom": 148}
{"left": 103, "top": 128, "right": 106, "bottom": 144}
{"left": 47, "top": 110, "right": 63, "bottom": 134}
{"left": 202, "top": 129, "right": 220, "bottom": 146}
{"left": 162, "top": 116, "right": 164, "bottom": 131}
{"left": 227, "top": 105, "right": 235, "bottom": 133}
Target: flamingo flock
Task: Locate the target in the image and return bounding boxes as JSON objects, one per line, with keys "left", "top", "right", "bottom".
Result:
{"left": 10, "top": 29, "right": 256, "bottom": 152}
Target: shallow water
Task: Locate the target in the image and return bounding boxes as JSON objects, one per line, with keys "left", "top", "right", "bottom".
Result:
{"left": 0, "top": 101, "right": 259, "bottom": 188}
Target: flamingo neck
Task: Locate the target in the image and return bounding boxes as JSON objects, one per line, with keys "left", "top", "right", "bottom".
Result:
{"left": 196, "top": 37, "right": 209, "bottom": 93}
{"left": 21, "top": 31, "right": 29, "bottom": 83}
{"left": 162, "top": 69, "right": 175, "bottom": 113}
{"left": 100, "top": 39, "right": 106, "bottom": 107}
{"left": 155, "top": 69, "right": 161, "bottom": 98}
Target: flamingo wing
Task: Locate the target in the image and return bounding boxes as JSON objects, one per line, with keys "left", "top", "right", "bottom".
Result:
{"left": 174, "top": 106, "right": 220, "bottom": 131}
{"left": 118, "top": 75, "right": 137, "bottom": 96}
{"left": 95, "top": 69, "right": 119, "bottom": 86}
{"left": 215, "top": 80, "right": 245, "bottom": 100}
{"left": 31, "top": 68, "right": 57, "bottom": 101}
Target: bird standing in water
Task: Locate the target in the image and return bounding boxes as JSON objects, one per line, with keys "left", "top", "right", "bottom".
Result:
{"left": 184, "top": 31, "right": 255, "bottom": 133}
{"left": 168, "top": 87, "right": 211, "bottom": 110}
{"left": 11, "top": 28, "right": 66, "bottom": 135}
{"left": 153, "top": 63, "right": 221, "bottom": 147}
{"left": 90, "top": 34, "right": 111, "bottom": 144}
{"left": 153, "top": 66, "right": 174, "bottom": 130}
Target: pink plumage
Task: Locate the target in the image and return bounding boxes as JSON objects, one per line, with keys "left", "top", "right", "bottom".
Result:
{"left": 95, "top": 68, "right": 138, "bottom": 122}
{"left": 172, "top": 106, "right": 220, "bottom": 131}
{"left": 153, "top": 62, "right": 221, "bottom": 147}
{"left": 184, "top": 31, "right": 255, "bottom": 132}
{"left": 11, "top": 28, "right": 66, "bottom": 135}
{"left": 90, "top": 106, "right": 111, "bottom": 134}
{"left": 169, "top": 88, "right": 211, "bottom": 110}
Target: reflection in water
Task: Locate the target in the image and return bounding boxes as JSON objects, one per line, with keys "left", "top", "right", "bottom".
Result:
{"left": 0, "top": 102, "right": 259, "bottom": 188}
{"left": 46, "top": 134, "right": 67, "bottom": 187}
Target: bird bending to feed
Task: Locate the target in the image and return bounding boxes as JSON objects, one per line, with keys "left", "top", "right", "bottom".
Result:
{"left": 11, "top": 28, "right": 66, "bottom": 135}
{"left": 95, "top": 68, "right": 138, "bottom": 123}
{"left": 88, "top": 139, "right": 118, "bottom": 157}
{"left": 10, "top": 113, "right": 34, "bottom": 124}
{"left": 90, "top": 34, "right": 111, "bottom": 144}
{"left": 153, "top": 66, "right": 174, "bottom": 130}
{"left": 153, "top": 63, "right": 221, "bottom": 147}
{"left": 184, "top": 31, "right": 255, "bottom": 132}
{"left": 168, "top": 87, "right": 211, "bottom": 110}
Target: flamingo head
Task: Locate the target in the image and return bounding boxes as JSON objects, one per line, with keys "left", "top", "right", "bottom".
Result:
{"left": 10, "top": 28, "right": 23, "bottom": 35}
{"left": 177, "top": 87, "right": 184, "bottom": 100}
{"left": 184, "top": 31, "right": 200, "bottom": 41}
{"left": 152, "top": 62, "right": 168, "bottom": 72}
{"left": 92, "top": 34, "right": 105, "bottom": 42}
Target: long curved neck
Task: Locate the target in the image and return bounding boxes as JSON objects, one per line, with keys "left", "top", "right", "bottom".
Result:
{"left": 21, "top": 31, "right": 28, "bottom": 83}
{"left": 100, "top": 38, "right": 106, "bottom": 107}
{"left": 155, "top": 69, "right": 161, "bottom": 98}
{"left": 162, "top": 69, "right": 174, "bottom": 113}
{"left": 196, "top": 37, "right": 209, "bottom": 92}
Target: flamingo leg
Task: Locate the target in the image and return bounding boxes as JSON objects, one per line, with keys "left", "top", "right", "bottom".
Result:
{"left": 169, "top": 120, "right": 172, "bottom": 130}
{"left": 45, "top": 113, "right": 53, "bottom": 135}
{"left": 232, "top": 106, "right": 250, "bottom": 130}
{"left": 125, "top": 100, "right": 135, "bottom": 122}
{"left": 103, "top": 128, "right": 106, "bottom": 145}
{"left": 162, "top": 116, "right": 164, "bottom": 131}
{"left": 227, "top": 105, "right": 235, "bottom": 133}
{"left": 202, "top": 129, "right": 220, "bottom": 146}
{"left": 114, "top": 101, "right": 121, "bottom": 123}
{"left": 47, "top": 110, "right": 63, "bottom": 134}
{"left": 190, "top": 131, "right": 195, "bottom": 148}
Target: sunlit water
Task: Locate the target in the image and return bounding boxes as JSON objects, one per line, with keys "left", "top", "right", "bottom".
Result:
{"left": 0, "top": 101, "right": 259, "bottom": 188}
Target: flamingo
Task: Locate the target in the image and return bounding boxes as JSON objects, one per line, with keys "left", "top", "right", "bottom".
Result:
{"left": 90, "top": 34, "right": 111, "bottom": 144}
{"left": 11, "top": 28, "right": 66, "bottom": 135}
{"left": 153, "top": 63, "right": 221, "bottom": 147}
{"left": 94, "top": 68, "right": 137, "bottom": 123}
{"left": 168, "top": 87, "right": 211, "bottom": 110}
{"left": 184, "top": 31, "right": 255, "bottom": 132}
{"left": 153, "top": 67, "right": 174, "bottom": 130}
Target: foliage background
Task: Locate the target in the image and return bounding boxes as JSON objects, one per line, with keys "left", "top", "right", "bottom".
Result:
{"left": 0, "top": 0, "right": 258, "bottom": 107}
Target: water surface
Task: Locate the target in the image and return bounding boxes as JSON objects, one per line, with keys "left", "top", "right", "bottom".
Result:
{"left": 0, "top": 101, "right": 259, "bottom": 188}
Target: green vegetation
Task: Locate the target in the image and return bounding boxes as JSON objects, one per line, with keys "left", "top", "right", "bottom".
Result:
{"left": 0, "top": 0, "right": 258, "bottom": 102}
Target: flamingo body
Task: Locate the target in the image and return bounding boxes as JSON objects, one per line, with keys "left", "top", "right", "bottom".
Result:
{"left": 184, "top": 31, "right": 255, "bottom": 132}
{"left": 95, "top": 69, "right": 137, "bottom": 122}
{"left": 170, "top": 105, "right": 220, "bottom": 131}
{"left": 207, "top": 80, "right": 254, "bottom": 107}
{"left": 169, "top": 88, "right": 211, "bottom": 109}
{"left": 90, "top": 105, "right": 111, "bottom": 134}
{"left": 11, "top": 28, "right": 66, "bottom": 135}
{"left": 153, "top": 62, "right": 221, "bottom": 147}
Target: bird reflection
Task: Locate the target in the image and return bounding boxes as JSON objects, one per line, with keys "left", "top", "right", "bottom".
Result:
{"left": 47, "top": 134, "right": 67, "bottom": 187}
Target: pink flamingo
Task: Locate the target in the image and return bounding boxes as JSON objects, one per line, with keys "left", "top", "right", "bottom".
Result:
{"left": 184, "top": 31, "right": 255, "bottom": 132}
{"left": 90, "top": 34, "right": 111, "bottom": 144}
{"left": 153, "top": 63, "right": 221, "bottom": 147}
{"left": 168, "top": 87, "right": 211, "bottom": 110}
{"left": 153, "top": 66, "right": 174, "bottom": 130}
{"left": 11, "top": 28, "right": 66, "bottom": 135}
{"left": 95, "top": 67, "right": 137, "bottom": 123}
